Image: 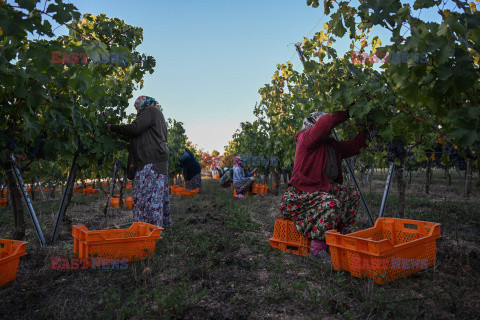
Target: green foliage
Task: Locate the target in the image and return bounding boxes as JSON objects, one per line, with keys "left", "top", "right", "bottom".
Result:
{"left": 167, "top": 119, "right": 187, "bottom": 176}
{"left": 0, "top": 0, "right": 158, "bottom": 184}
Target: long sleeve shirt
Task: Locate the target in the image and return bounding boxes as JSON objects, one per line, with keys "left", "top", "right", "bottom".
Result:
{"left": 110, "top": 106, "right": 169, "bottom": 174}
{"left": 233, "top": 166, "right": 254, "bottom": 184}
{"left": 288, "top": 111, "right": 367, "bottom": 193}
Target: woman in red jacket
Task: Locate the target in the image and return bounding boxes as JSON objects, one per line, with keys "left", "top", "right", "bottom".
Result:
{"left": 280, "top": 110, "right": 367, "bottom": 260}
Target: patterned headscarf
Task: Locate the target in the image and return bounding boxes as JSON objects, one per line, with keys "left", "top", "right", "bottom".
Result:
{"left": 134, "top": 95, "right": 158, "bottom": 110}
{"left": 234, "top": 156, "right": 244, "bottom": 168}
{"left": 301, "top": 111, "right": 327, "bottom": 131}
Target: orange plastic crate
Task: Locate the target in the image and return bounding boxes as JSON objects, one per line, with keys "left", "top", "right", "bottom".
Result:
{"left": 2, "top": 190, "right": 7, "bottom": 197}
{"left": 252, "top": 183, "right": 268, "bottom": 195}
{"left": 269, "top": 218, "right": 310, "bottom": 256}
{"left": 174, "top": 187, "right": 186, "bottom": 195}
{"left": 72, "top": 222, "right": 162, "bottom": 267}
{"left": 110, "top": 198, "right": 120, "bottom": 208}
{"left": 213, "top": 174, "right": 220, "bottom": 179}
{"left": 83, "top": 188, "right": 92, "bottom": 195}
{"left": 0, "top": 199, "right": 7, "bottom": 207}
{"left": 180, "top": 190, "right": 196, "bottom": 198}
{"left": 74, "top": 188, "right": 83, "bottom": 194}
{"left": 0, "top": 239, "right": 27, "bottom": 287}
{"left": 325, "top": 218, "right": 441, "bottom": 285}
{"left": 125, "top": 197, "right": 133, "bottom": 209}
{"left": 126, "top": 185, "right": 133, "bottom": 190}
{"left": 91, "top": 189, "right": 100, "bottom": 195}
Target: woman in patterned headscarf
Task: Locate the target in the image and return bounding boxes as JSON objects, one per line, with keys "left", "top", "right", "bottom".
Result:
{"left": 232, "top": 156, "right": 257, "bottom": 198}
{"left": 280, "top": 110, "right": 367, "bottom": 260}
{"left": 108, "top": 96, "right": 171, "bottom": 228}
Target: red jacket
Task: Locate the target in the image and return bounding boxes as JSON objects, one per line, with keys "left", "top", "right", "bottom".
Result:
{"left": 289, "top": 111, "right": 367, "bottom": 193}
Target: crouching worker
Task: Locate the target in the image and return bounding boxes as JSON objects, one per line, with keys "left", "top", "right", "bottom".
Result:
{"left": 220, "top": 168, "right": 233, "bottom": 188}
{"left": 232, "top": 156, "right": 257, "bottom": 198}
{"left": 179, "top": 148, "right": 202, "bottom": 191}
{"left": 280, "top": 110, "right": 367, "bottom": 260}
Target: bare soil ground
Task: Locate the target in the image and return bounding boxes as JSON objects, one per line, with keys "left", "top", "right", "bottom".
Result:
{"left": 0, "top": 170, "right": 479, "bottom": 319}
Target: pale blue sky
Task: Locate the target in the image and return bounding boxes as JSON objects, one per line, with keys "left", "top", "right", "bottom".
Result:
{"left": 54, "top": 0, "right": 455, "bottom": 153}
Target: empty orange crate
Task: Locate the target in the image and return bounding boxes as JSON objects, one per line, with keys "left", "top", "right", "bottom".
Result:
{"left": 325, "top": 218, "right": 441, "bottom": 285}
{"left": 252, "top": 183, "right": 268, "bottom": 195}
{"left": 83, "top": 188, "right": 92, "bottom": 195}
{"left": 125, "top": 197, "right": 133, "bottom": 209}
{"left": 72, "top": 223, "right": 162, "bottom": 266}
{"left": 0, "top": 199, "right": 7, "bottom": 207}
{"left": 174, "top": 187, "right": 185, "bottom": 195}
{"left": 91, "top": 189, "right": 100, "bottom": 195}
{"left": 74, "top": 188, "right": 83, "bottom": 194}
{"left": 126, "top": 185, "right": 133, "bottom": 190}
{"left": 180, "top": 190, "right": 196, "bottom": 198}
{"left": 0, "top": 239, "right": 27, "bottom": 287}
{"left": 269, "top": 218, "right": 310, "bottom": 256}
{"left": 110, "top": 198, "right": 120, "bottom": 208}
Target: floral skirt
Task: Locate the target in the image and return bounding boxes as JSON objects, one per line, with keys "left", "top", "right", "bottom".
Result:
{"left": 233, "top": 178, "right": 254, "bottom": 194}
{"left": 185, "top": 173, "right": 202, "bottom": 191}
{"left": 280, "top": 184, "right": 359, "bottom": 241}
{"left": 133, "top": 164, "right": 171, "bottom": 228}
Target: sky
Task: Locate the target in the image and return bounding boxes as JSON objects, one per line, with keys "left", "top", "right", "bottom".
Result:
{"left": 56, "top": 0, "right": 451, "bottom": 154}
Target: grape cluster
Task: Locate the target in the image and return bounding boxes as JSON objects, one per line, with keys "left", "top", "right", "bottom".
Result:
{"left": 404, "top": 152, "right": 421, "bottom": 171}
{"left": 443, "top": 143, "right": 466, "bottom": 170}
{"left": 425, "top": 145, "right": 444, "bottom": 168}
{"left": 386, "top": 139, "right": 406, "bottom": 162}
{"left": 28, "top": 139, "right": 45, "bottom": 158}
{"left": 6, "top": 138, "right": 17, "bottom": 150}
